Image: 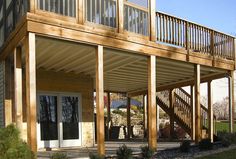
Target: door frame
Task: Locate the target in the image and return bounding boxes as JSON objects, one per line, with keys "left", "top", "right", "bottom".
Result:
{"left": 37, "top": 91, "right": 83, "bottom": 149}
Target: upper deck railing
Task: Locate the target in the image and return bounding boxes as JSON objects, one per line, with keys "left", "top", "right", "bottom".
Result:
{"left": 156, "top": 11, "right": 235, "bottom": 60}
{"left": 0, "top": 0, "right": 235, "bottom": 61}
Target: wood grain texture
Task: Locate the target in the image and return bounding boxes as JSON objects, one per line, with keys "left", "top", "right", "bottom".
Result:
{"left": 25, "top": 33, "right": 37, "bottom": 152}
{"left": 207, "top": 81, "right": 213, "bottom": 142}
{"left": 194, "top": 64, "right": 201, "bottom": 143}
{"left": 228, "top": 71, "right": 234, "bottom": 133}
{"left": 14, "top": 47, "right": 23, "bottom": 136}
{"left": 118, "top": 0, "right": 124, "bottom": 33}
{"left": 148, "top": 55, "right": 157, "bottom": 149}
{"left": 149, "top": 0, "right": 156, "bottom": 41}
{"left": 96, "top": 45, "right": 105, "bottom": 155}
{"left": 190, "top": 85, "right": 195, "bottom": 140}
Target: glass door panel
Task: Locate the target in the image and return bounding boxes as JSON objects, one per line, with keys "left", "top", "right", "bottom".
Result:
{"left": 60, "top": 95, "right": 81, "bottom": 147}
{"left": 37, "top": 95, "right": 59, "bottom": 148}
{"left": 61, "top": 96, "right": 79, "bottom": 139}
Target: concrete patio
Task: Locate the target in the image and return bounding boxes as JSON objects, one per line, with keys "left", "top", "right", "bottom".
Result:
{"left": 37, "top": 140, "right": 181, "bottom": 159}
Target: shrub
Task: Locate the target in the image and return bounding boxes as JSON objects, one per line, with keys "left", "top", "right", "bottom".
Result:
{"left": 116, "top": 144, "right": 133, "bottom": 159}
{"left": 0, "top": 124, "right": 35, "bottom": 159}
{"left": 50, "top": 152, "right": 68, "bottom": 159}
{"left": 217, "top": 131, "right": 234, "bottom": 147}
{"left": 179, "top": 140, "right": 191, "bottom": 152}
{"left": 199, "top": 139, "right": 213, "bottom": 151}
{"left": 89, "top": 153, "right": 104, "bottom": 159}
{"left": 140, "top": 145, "right": 155, "bottom": 159}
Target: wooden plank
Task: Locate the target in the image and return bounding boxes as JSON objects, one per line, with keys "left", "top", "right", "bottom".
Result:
{"left": 77, "top": 0, "right": 84, "bottom": 24}
{"left": 96, "top": 45, "right": 105, "bottom": 156}
{"left": 25, "top": 33, "right": 37, "bottom": 152}
{"left": 194, "top": 64, "right": 201, "bottom": 143}
{"left": 234, "top": 39, "right": 236, "bottom": 70}
{"left": 169, "top": 89, "right": 175, "bottom": 139}
{"left": 4, "top": 57, "right": 13, "bottom": 126}
{"left": 143, "top": 94, "right": 147, "bottom": 137}
{"left": 127, "top": 97, "right": 131, "bottom": 139}
{"left": 149, "top": 0, "right": 156, "bottom": 41}
{"left": 30, "top": 0, "right": 36, "bottom": 13}
{"left": 148, "top": 55, "right": 157, "bottom": 149}
{"left": 207, "top": 81, "right": 213, "bottom": 142}
{"left": 117, "top": 0, "right": 124, "bottom": 33}
{"left": 107, "top": 92, "right": 111, "bottom": 140}
{"left": 228, "top": 71, "right": 234, "bottom": 133}
{"left": 14, "top": 46, "right": 23, "bottom": 136}
{"left": 190, "top": 85, "right": 195, "bottom": 140}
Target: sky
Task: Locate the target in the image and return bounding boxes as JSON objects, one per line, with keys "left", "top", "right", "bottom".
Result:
{"left": 156, "top": 0, "right": 236, "bottom": 103}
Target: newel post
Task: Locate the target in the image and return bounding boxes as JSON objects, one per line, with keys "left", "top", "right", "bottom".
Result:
{"left": 149, "top": 0, "right": 156, "bottom": 42}
{"left": 118, "top": 0, "right": 124, "bottom": 33}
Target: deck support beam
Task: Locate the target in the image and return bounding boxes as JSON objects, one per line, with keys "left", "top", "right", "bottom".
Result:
{"left": 96, "top": 45, "right": 105, "bottom": 156}
{"left": 194, "top": 64, "right": 201, "bottom": 143}
{"left": 228, "top": 71, "right": 234, "bottom": 133}
{"left": 207, "top": 81, "right": 213, "bottom": 142}
{"left": 169, "top": 89, "right": 175, "bottom": 139}
{"left": 148, "top": 55, "right": 157, "bottom": 150}
{"left": 143, "top": 94, "right": 148, "bottom": 138}
{"left": 25, "top": 33, "right": 37, "bottom": 152}
{"left": 191, "top": 85, "right": 195, "bottom": 140}
{"left": 127, "top": 97, "right": 131, "bottom": 139}
{"left": 107, "top": 92, "right": 111, "bottom": 140}
{"left": 4, "top": 56, "right": 12, "bottom": 126}
{"left": 14, "top": 47, "right": 23, "bottom": 137}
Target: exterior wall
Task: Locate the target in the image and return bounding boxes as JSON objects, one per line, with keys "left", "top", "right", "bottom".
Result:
{"left": 36, "top": 69, "right": 94, "bottom": 147}
{"left": 0, "top": 61, "right": 4, "bottom": 127}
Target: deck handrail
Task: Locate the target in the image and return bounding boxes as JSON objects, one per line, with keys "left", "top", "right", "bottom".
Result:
{"left": 156, "top": 11, "right": 235, "bottom": 60}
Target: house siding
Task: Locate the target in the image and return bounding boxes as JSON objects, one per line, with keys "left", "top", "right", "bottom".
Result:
{"left": 0, "top": 61, "right": 5, "bottom": 128}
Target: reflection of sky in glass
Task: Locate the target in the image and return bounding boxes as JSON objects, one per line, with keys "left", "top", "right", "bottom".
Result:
{"left": 62, "top": 96, "right": 79, "bottom": 123}
{"left": 128, "top": 0, "right": 148, "bottom": 8}
{"left": 39, "top": 96, "right": 57, "bottom": 122}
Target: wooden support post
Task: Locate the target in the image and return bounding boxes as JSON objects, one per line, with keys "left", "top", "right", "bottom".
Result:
{"left": 117, "top": 0, "right": 124, "bottom": 33}
{"left": 228, "top": 71, "right": 234, "bottom": 133}
{"left": 77, "top": 0, "right": 84, "bottom": 24}
{"left": 25, "top": 33, "right": 37, "bottom": 152}
{"left": 149, "top": 0, "right": 156, "bottom": 41}
{"left": 194, "top": 64, "right": 201, "bottom": 143}
{"left": 14, "top": 47, "right": 23, "bottom": 135}
{"left": 143, "top": 94, "right": 148, "bottom": 138}
{"left": 208, "top": 81, "right": 213, "bottom": 142}
{"left": 107, "top": 92, "right": 111, "bottom": 140}
{"left": 148, "top": 55, "right": 157, "bottom": 150}
{"left": 4, "top": 56, "right": 12, "bottom": 126}
{"left": 169, "top": 89, "right": 175, "bottom": 139}
{"left": 96, "top": 45, "right": 105, "bottom": 156}
{"left": 156, "top": 102, "right": 160, "bottom": 136}
{"left": 190, "top": 85, "right": 195, "bottom": 141}
{"left": 127, "top": 97, "right": 131, "bottom": 139}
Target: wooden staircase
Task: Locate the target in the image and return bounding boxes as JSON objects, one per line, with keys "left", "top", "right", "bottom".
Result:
{"left": 157, "top": 88, "right": 214, "bottom": 138}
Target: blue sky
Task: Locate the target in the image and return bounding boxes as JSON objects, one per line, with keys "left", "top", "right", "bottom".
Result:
{"left": 156, "top": 0, "right": 236, "bottom": 36}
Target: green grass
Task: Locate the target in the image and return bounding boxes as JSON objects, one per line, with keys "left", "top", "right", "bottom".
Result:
{"left": 215, "top": 121, "right": 236, "bottom": 133}
{"left": 198, "top": 148, "right": 236, "bottom": 159}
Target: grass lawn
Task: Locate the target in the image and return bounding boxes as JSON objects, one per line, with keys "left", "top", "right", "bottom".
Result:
{"left": 215, "top": 121, "right": 236, "bottom": 132}
{"left": 198, "top": 149, "right": 236, "bottom": 159}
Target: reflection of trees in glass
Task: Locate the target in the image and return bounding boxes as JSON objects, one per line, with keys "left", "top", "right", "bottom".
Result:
{"left": 39, "top": 96, "right": 57, "bottom": 123}
{"left": 62, "top": 97, "right": 79, "bottom": 123}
